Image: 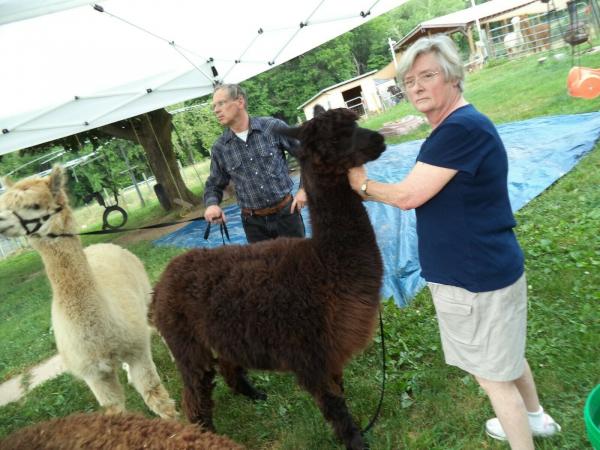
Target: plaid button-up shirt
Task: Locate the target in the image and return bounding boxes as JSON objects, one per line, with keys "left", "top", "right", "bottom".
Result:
{"left": 203, "top": 117, "right": 299, "bottom": 209}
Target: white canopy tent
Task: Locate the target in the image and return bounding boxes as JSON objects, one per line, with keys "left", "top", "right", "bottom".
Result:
{"left": 0, "top": 0, "right": 409, "bottom": 156}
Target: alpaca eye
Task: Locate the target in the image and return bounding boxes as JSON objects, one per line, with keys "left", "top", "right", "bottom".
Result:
{"left": 30, "top": 203, "right": 41, "bottom": 210}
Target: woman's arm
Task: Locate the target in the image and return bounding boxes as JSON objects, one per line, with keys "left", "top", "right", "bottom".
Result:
{"left": 348, "top": 162, "right": 457, "bottom": 210}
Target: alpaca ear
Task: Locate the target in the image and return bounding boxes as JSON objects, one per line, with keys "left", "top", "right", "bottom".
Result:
{"left": 313, "top": 104, "right": 326, "bottom": 117}
{"left": 49, "top": 165, "right": 66, "bottom": 196}
{"left": 277, "top": 125, "right": 301, "bottom": 140}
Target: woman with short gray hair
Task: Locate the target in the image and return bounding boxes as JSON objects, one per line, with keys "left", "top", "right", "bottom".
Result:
{"left": 396, "top": 34, "right": 465, "bottom": 93}
{"left": 348, "top": 34, "right": 560, "bottom": 449}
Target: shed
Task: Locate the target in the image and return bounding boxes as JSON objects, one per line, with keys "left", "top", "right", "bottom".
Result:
{"left": 298, "top": 67, "right": 397, "bottom": 120}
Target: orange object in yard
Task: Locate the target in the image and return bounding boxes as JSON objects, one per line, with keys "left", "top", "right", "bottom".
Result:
{"left": 567, "top": 66, "right": 600, "bottom": 99}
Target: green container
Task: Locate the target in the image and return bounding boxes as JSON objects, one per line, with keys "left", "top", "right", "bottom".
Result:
{"left": 585, "top": 384, "right": 600, "bottom": 450}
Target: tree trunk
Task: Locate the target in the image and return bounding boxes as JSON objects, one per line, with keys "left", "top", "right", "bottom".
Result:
{"left": 100, "top": 109, "right": 201, "bottom": 211}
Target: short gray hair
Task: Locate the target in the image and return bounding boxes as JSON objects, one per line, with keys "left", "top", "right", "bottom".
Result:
{"left": 214, "top": 83, "right": 248, "bottom": 108}
{"left": 397, "top": 34, "right": 465, "bottom": 92}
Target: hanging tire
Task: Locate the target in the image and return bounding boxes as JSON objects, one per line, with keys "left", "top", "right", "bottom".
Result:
{"left": 102, "top": 205, "right": 128, "bottom": 230}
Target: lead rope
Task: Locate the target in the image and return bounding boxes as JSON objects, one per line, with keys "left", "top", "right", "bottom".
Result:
{"left": 361, "top": 308, "right": 386, "bottom": 435}
{"left": 44, "top": 215, "right": 208, "bottom": 238}
{"left": 203, "top": 221, "right": 230, "bottom": 245}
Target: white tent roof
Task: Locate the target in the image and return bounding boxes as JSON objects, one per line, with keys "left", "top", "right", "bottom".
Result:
{"left": 0, "top": 0, "right": 408, "bottom": 155}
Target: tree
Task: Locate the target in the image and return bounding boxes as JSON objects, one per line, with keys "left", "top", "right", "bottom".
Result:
{"left": 15, "top": 108, "right": 200, "bottom": 211}
{"left": 99, "top": 109, "right": 200, "bottom": 209}
{"left": 242, "top": 35, "right": 357, "bottom": 122}
{"left": 171, "top": 102, "right": 223, "bottom": 164}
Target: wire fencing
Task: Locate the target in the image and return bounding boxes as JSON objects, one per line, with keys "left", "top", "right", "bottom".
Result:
{"left": 486, "top": 2, "right": 595, "bottom": 61}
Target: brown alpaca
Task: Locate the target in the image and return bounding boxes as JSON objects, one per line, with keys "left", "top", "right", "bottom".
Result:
{"left": 151, "top": 107, "right": 385, "bottom": 450}
{"left": 520, "top": 16, "right": 551, "bottom": 53}
{"left": 0, "top": 412, "right": 244, "bottom": 450}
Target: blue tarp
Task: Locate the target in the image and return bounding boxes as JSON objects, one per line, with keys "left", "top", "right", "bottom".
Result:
{"left": 155, "top": 112, "right": 600, "bottom": 306}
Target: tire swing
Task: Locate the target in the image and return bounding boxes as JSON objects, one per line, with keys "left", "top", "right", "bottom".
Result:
{"left": 102, "top": 199, "right": 128, "bottom": 230}
{"left": 83, "top": 190, "right": 128, "bottom": 230}
{"left": 76, "top": 135, "right": 128, "bottom": 231}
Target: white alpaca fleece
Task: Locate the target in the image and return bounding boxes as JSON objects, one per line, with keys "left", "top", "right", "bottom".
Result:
{"left": 50, "top": 243, "right": 151, "bottom": 377}
{"left": 0, "top": 166, "right": 177, "bottom": 419}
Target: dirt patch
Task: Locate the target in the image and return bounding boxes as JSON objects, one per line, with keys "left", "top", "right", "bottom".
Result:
{"left": 379, "top": 115, "right": 427, "bottom": 137}
{"left": 114, "top": 210, "right": 205, "bottom": 246}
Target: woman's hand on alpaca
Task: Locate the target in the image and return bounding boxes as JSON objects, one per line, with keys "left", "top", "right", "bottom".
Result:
{"left": 348, "top": 166, "right": 367, "bottom": 196}
{"left": 204, "top": 205, "right": 226, "bottom": 224}
{"left": 291, "top": 188, "right": 307, "bottom": 213}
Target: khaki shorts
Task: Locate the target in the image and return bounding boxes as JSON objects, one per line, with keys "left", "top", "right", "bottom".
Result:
{"left": 428, "top": 274, "right": 527, "bottom": 382}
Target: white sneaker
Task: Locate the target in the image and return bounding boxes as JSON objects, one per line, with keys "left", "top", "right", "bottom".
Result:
{"left": 485, "top": 411, "right": 561, "bottom": 441}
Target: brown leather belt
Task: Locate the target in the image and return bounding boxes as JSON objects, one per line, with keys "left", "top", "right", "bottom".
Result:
{"left": 241, "top": 194, "right": 292, "bottom": 217}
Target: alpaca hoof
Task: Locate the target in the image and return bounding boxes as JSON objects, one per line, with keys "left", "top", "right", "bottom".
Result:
{"left": 201, "top": 419, "right": 216, "bottom": 432}
{"left": 158, "top": 403, "right": 179, "bottom": 420}
{"left": 249, "top": 389, "right": 267, "bottom": 401}
{"left": 346, "top": 432, "right": 368, "bottom": 450}
{"left": 236, "top": 380, "right": 267, "bottom": 401}
{"left": 103, "top": 405, "right": 125, "bottom": 415}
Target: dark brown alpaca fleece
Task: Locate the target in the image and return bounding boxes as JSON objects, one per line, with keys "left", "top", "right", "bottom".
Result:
{"left": 151, "top": 107, "right": 386, "bottom": 450}
{"left": 0, "top": 412, "right": 244, "bottom": 449}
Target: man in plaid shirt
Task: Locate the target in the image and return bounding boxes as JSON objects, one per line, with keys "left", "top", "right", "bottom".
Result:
{"left": 203, "top": 84, "right": 306, "bottom": 243}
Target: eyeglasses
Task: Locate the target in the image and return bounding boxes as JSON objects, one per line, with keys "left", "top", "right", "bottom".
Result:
{"left": 403, "top": 71, "right": 440, "bottom": 89}
{"left": 211, "top": 98, "right": 236, "bottom": 111}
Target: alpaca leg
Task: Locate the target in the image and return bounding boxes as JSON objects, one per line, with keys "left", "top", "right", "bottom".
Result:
{"left": 333, "top": 371, "right": 345, "bottom": 394}
{"left": 84, "top": 369, "right": 125, "bottom": 415}
{"left": 180, "top": 366, "right": 217, "bottom": 430}
{"left": 318, "top": 391, "right": 367, "bottom": 450}
{"left": 218, "top": 360, "right": 267, "bottom": 401}
{"left": 301, "top": 375, "right": 366, "bottom": 450}
{"left": 167, "top": 338, "right": 217, "bottom": 430}
{"left": 127, "top": 353, "right": 178, "bottom": 419}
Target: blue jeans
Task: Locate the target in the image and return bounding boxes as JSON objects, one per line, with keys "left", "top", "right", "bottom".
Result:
{"left": 241, "top": 198, "right": 305, "bottom": 243}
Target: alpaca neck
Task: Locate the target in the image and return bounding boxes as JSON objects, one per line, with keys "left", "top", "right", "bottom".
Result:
{"left": 304, "top": 168, "right": 383, "bottom": 290}
{"left": 305, "top": 170, "right": 377, "bottom": 251}
{"left": 31, "top": 237, "right": 99, "bottom": 311}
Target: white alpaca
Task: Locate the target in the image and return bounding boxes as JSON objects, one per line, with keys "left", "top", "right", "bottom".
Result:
{"left": 0, "top": 166, "right": 177, "bottom": 418}
{"left": 504, "top": 16, "right": 524, "bottom": 57}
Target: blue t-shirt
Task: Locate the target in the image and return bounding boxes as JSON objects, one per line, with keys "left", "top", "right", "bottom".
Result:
{"left": 415, "top": 104, "right": 524, "bottom": 292}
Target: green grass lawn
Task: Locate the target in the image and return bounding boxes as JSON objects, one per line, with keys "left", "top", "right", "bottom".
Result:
{"left": 363, "top": 48, "right": 600, "bottom": 144}
{"left": 1, "top": 49, "right": 599, "bottom": 448}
